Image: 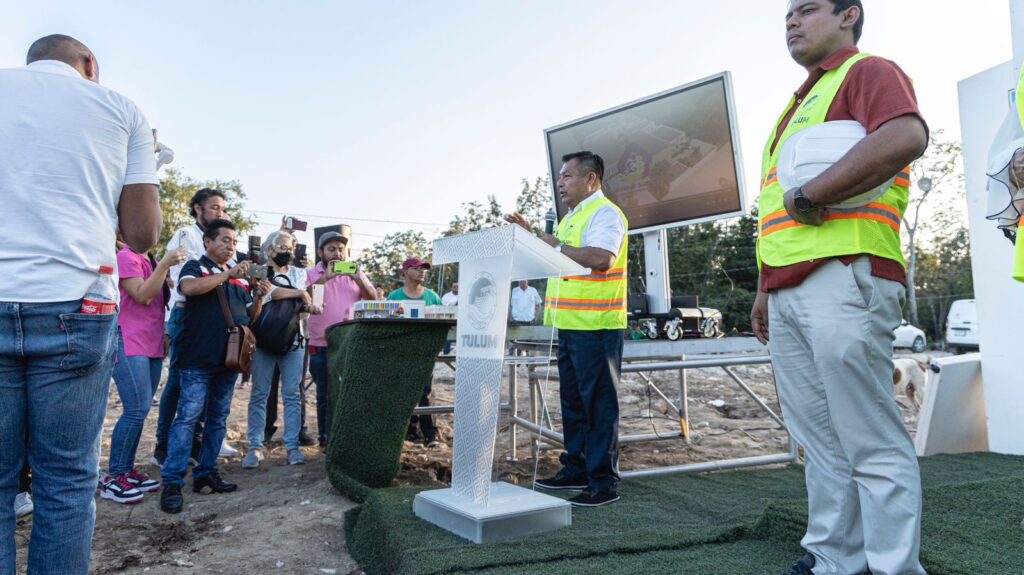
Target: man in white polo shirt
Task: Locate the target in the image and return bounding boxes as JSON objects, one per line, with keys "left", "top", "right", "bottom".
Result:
{"left": 0, "top": 34, "right": 161, "bottom": 574}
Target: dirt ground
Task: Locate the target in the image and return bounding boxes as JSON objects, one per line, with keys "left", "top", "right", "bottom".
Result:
{"left": 13, "top": 347, "right": 934, "bottom": 574}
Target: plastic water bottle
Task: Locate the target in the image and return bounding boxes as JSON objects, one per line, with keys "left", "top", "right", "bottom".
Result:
{"left": 80, "top": 265, "right": 118, "bottom": 315}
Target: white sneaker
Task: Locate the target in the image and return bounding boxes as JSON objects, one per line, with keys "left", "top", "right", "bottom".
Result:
{"left": 219, "top": 439, "right": 240, "bottom": 458}
{"left": 15, "top": 492, "right": 32, "bottom": 518}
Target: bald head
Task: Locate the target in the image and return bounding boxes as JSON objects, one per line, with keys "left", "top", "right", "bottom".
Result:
{"left": 26, "top": 34, "right": 98, "bottom": 82}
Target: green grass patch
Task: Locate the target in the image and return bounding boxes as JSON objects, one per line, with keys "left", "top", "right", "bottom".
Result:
{"left": 345, "top": 453, "right": 1024, "bottom": 574}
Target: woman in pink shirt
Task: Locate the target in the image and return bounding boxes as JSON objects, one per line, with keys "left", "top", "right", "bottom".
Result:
{"left": 99, "top": 241, "right": 186, "bottom": 504}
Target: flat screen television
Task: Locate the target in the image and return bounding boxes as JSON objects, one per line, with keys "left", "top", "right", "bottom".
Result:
{"left": 544, "top": 72, "right": 746, "bottom": 233}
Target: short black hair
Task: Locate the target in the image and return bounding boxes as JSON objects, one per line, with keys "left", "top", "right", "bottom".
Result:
{"left": 190, "top": 188, "right": 227, "bottom": 220}
{"left": 203, "top": 219, "right": 236, "bottom": 241}
{"left": 828, "top": 0, "right": 864, "bottom": 44}
{"left": 26, "top": 34, "right": 92, "bottom": 66}
{"left": 562, "top": 151, "right": 604, "bottom": 183}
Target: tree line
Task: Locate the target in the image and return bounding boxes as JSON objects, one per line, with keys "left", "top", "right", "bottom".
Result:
{"left": 155, "top": 131, "right": 973, "bottom": 343}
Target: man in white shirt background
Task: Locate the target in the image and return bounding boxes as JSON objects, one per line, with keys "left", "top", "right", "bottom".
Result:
{"left": 509, "top": 280, "right": 543, "bottom": 324}
{"left": 0, "top": 34, "right": 161, "bottom": 574}
{"left": 441, "top": 282, "right": 459, "bottom": 306}
{"left": 152, "top": 188, "right": 232, "bottom": 466}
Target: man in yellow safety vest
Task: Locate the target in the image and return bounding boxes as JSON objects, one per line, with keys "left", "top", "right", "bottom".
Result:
{"left": 750, "top": 2, "right": 929, "bottom": 574}
{"left": 506, "top": 151, "right": 628, "bottom": 507}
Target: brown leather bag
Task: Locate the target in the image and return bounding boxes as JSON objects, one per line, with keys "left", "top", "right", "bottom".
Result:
{"left": 217, "top": 285, "right": 255, "bottom": 374}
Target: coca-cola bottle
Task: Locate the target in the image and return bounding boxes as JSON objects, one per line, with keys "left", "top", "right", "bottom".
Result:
{"left": 80, "top": 265, "right": 118, "bottom": 315}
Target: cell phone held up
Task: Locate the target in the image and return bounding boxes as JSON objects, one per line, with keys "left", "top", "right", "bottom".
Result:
{"left": 285, "top": 216, "right": 308, "bottom": 232}
{"left": 248, "top": 264, "right": 269, "bottom": 280}
{"left": 333, "top": 261, "right": 357, "bottom": 275}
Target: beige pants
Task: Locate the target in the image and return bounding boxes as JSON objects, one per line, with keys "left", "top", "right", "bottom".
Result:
{"left": 769, "top": 257, "right": 926, "bottom": 575}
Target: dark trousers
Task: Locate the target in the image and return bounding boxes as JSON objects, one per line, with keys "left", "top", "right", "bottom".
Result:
{"left": 557, "top": 329, "right": 623, "bottom": 493}
{"left": 308, "top": 346, "right": 330, "bottom": 443}
{"left": 408, "top": 379, "right": 437, "bottom": 441}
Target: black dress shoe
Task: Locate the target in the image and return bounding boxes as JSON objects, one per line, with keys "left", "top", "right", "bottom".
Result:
{"left": 568, "top": 488, "right": 620, "bottom": 507}
{"left": 298, "top": 430, "right": 316, "bottom": 447}
{"left": 534, "top": 472, "right": 588, "bottom": 491}
{"left": 192, "top": 473, "right": 238, "bottom": 494}
{"left": 782, "top": 553, "right": 816, "bottom": 575}
{"left": 160, "top": 484, "right": 183, "bottom": 514}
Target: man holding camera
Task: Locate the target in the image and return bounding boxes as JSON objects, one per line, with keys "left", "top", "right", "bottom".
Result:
{"left": 305, "top": 231, "right": 377, "bottom": 447}
{"left": 160, "top": 219, "right": 270, "bottom": 514}
{"left": 153, "top": 188, "right": 233, "bottom": 465}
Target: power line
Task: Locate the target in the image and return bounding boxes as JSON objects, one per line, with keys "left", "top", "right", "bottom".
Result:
{"left": 246, "top": 209, "right": 444, "bottom": 228}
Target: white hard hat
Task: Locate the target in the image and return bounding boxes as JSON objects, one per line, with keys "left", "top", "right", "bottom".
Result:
{"left": 777, "top": 120, "right": 895, "bottom": 208}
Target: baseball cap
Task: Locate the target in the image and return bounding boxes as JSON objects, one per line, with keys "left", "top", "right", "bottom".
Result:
{"left": 402, "top": 257, "right": 431, "bottom": 271}
{"left": 318, "top": 231, "right": 349, "bottom": 250}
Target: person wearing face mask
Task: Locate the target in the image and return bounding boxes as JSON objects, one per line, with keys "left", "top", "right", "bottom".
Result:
{"left": 305, "top": 231, "right": 377, "bottom": 447}
{"left": 242, "top": 231, "right": 322, "bottom": 468}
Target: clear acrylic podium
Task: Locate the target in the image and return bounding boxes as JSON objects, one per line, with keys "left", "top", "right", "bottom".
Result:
{"left": 413, "top": 224, "right": 587, "bottom": 543}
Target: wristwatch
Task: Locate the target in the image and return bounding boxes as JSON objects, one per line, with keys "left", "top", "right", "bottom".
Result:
{"left": 793, "top": 187, "right": 815, "bottom": 213}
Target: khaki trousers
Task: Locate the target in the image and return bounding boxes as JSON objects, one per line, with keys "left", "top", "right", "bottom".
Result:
{"left": 769, "top": 257, "right": 926, "bottom": 575}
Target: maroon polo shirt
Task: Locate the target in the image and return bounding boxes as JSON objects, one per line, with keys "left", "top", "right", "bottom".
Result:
{"left": 759, "top": 46, "right": 927, "bottom": 293}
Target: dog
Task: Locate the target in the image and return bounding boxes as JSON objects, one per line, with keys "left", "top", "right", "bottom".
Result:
{"left": 892, "top": 357, "right": 929, "bottom": 410}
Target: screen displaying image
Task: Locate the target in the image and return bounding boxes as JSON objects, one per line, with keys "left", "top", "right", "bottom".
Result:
{"left": 545, "top": 74, "right": 745, "bottom": 233}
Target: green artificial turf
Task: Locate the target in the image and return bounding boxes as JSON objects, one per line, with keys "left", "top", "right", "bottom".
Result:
{"left": 325, "top": 320, "right": 450, "bottom": 501}
{"left": 345, "top": 452, "right": 1024, "bottom": 575}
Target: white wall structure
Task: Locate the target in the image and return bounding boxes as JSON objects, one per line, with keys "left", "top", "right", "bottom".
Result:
{"left": 958, "top": 57, "right": 1024, "bottom": 454}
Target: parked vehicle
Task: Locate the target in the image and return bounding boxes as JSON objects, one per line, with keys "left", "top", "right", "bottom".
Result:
{"left": 893, "top": 320, "right": 927, "bottom": 353}
{"left": 945, "top": 299, "right": 979, "bottom": 353}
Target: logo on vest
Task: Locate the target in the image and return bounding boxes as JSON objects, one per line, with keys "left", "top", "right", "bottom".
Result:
{"left": 465, "top": 271, "right": 497, "bottom": 330}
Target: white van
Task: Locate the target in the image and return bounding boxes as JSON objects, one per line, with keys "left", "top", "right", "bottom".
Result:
{"left": 945, "top": 299, "right": 979, "bottom": 352}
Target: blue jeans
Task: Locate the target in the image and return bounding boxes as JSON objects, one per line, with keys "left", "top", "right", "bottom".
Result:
{"left": 248, "top": 347, "right": 304, "bottom": 451}
{"left": 0, "top": 300, "right": 117, "bottom": 575}
{"left": 557, "top": 329, "right": 624, "bottom": 493}
{"left": 161, "top": 368, "right": 237, "bottom": 487}
{"left": 109, "top": 334, "right": 162, "bottom": 476}
{"left": 307, "top": 346, "right": 330, "bottom": 443}
{"left": 155, "top": 307, "right": 202, "bottom": 452}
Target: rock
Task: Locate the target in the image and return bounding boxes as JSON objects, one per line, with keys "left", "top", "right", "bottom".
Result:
{"left": 709, "top": 399, "right": 726, "bottom": 408}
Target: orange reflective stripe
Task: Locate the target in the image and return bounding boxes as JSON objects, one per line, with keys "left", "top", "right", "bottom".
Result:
{"left": 761, "top": 219, "right": 802, "bottom": 237}
{"left": 824, "top": 212, "right": 900, "bottom": 233}
{"left": 761, "top": 170, "right": 779, "bottom": 190}
{"left": 893, "top": 167, "right": 911, "bottom": 188}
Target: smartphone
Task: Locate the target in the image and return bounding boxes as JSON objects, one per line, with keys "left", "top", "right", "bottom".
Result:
{"left": 310, "top": 284, "right": 324, "bottom": 308}
{"left": 333, "top": 261, "right": 357, "bottom": 275}
{"left": 178, "top": 230, "right": 188, "bottom": 244}
{"left": 285, "top": 216, "right": 308, "bottom": 232}
{"left": 295, "top": 243, "right": 307, "bottom": 266}
{"left": 248, "top": 264, "right": 269, "bottom": 280}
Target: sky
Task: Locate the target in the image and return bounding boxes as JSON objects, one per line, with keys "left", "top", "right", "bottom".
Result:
{"left": 1, "top": 1, "right": 1015, "bottom": 254}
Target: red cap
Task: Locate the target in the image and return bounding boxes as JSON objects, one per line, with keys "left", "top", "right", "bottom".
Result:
{"left": 99, "top": 265, "right": 115, "bottom": 275}
{"left": 401, "top": 258, "right": 431, "bottom": 271}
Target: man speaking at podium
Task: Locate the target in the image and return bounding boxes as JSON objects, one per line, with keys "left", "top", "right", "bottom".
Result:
{"left": 506, "top": 151, "right": 628, "bottom": 507}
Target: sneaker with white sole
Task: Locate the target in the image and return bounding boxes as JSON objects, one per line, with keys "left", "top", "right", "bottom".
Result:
{"left": 99, "top": 474, "right": 144, "bottom": 504}
{"left": 15, "top": 492, "right": 33, "bottom": 518}
{"left": 287, "top": 449, "right": 306, "bottom": 466}
{"left": 220, "top": 440, "right": 240, "bottom": 458}
{"left": 241, "top": 449, "right": 264, "bottom": 469}
{"left": 124, "top": 469, "right": 161, "bottom": 493}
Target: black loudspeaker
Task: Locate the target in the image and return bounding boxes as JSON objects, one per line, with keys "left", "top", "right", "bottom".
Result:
{"left": 628, "top": 294, "right": 649, "bottom": 315}
{"left": 671, "top": 295, "right": 699, "bottom": 309}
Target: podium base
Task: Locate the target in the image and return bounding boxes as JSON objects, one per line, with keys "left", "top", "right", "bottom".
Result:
{"left": 413, "top": 482, "right": 572, "bottom": 544}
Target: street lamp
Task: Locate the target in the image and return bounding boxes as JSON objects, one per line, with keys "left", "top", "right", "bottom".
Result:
{"left": 918, "top": 177, "right": 933, "bottom": 193}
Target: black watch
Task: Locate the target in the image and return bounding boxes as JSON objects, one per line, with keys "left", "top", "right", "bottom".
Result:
{"left": 793, "top": 187, "right": 815, "bottom": 213}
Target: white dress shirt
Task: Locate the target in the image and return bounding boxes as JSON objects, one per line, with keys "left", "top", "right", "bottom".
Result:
{"left": 563, "top": 190, "right": 627, "bottom": 256}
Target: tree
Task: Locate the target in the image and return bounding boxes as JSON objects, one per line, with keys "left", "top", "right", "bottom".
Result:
{"left": 356, "top": 230, "right": 432, "bottom": 291}
{"left": 514, "top": 177, "right": 552, "bottom": 233}
{"left": 442, "top": 195, "right": 505, "bottom": 237}
{"left": 157, "top": 167, "right": 257, "bottom": 255}
{"left": 903, "top": 131, "right": 964, "bottom": 325}
{"left": 912, "top": 225, "right": 974, "bottom": 342}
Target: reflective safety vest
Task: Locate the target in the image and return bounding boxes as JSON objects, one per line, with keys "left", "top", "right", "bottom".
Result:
{"left": 1015, "top": 216, "right": 1024, "bottom": 282}
{"left": 544, "top": 195, "right": 628, "bottom": 330}
{"left": 757, "top": 52, "right": 910, "bottom": 269}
